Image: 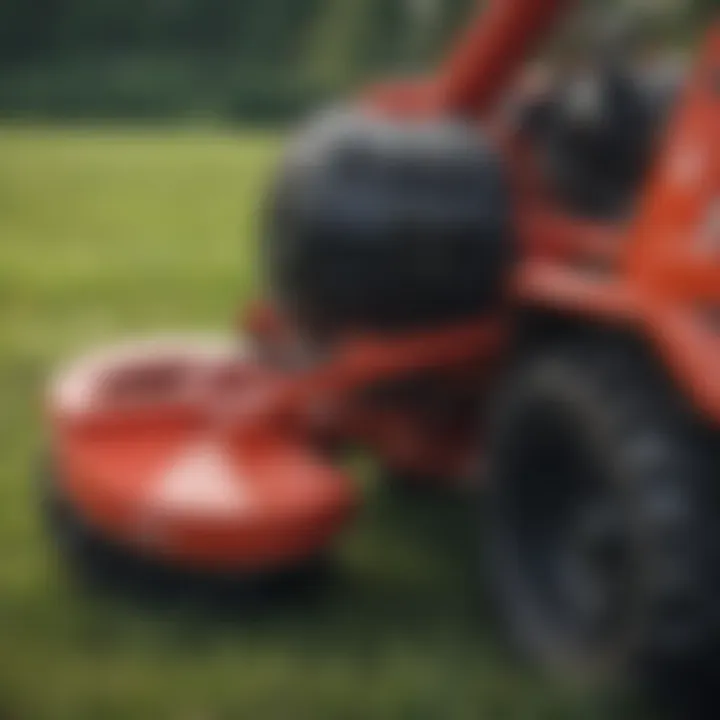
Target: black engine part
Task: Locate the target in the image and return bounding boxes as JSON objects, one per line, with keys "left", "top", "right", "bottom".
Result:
{"left": 264, "top": 109, "right": 513, "bottom": 338}
{"left": 523, "top": 63, "right": 681, "bottom": 219}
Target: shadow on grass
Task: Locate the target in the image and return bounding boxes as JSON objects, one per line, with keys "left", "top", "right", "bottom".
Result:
{"left": 54, "top": 472, "right": 490, "bottom": 638}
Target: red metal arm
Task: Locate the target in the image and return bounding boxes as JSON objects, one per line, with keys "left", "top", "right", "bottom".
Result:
{"left": 435, "top": 0, "right": 571, "bottom": 115}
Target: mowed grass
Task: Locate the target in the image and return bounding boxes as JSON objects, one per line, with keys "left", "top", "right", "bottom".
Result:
{"left": 0, "top": 126, "right": 631, "bottom": 719}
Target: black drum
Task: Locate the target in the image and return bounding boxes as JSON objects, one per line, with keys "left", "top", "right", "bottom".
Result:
{"left": 264, "top": 108, "right": 513, "bottom": 338}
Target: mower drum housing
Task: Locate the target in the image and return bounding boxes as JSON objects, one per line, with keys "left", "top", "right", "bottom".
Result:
{"left": 265, "top": 109, "right": 513, "bottom": 337}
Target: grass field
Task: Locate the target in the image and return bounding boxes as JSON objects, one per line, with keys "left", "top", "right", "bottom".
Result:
{"left": 0, "top": 126, "right": 635, "bottom": 719}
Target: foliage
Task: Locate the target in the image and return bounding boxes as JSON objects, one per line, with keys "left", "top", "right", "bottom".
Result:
{"left": 0, "top": 0, "right": 475, "bottom": 122}
{"left": 0, "top": 0, "right": 708, "bottom": 122}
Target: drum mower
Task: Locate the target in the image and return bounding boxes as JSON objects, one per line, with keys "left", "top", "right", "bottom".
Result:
{"left": 45, "top": 0, "right": 720, "bottom": 685}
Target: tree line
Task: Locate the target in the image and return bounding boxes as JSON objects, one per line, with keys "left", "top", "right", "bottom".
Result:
{"left": 0, "top": 0, "right": 710, "bottom": 122}
{"left": 0, "top": 0, "right": 474, "bottom": 121}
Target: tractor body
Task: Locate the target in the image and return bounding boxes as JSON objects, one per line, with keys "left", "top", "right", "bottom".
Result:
{"left": 45, "top": 0, "right": 720, "bottom": 691}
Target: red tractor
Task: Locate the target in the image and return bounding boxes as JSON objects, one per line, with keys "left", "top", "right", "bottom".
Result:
{"left": 45, "top": 0, "right": 720, "bottom": 693}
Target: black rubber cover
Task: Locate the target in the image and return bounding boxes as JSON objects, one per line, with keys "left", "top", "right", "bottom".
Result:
{"left": 523, "top": 65, "right": 679, "bottom": 219}
{"left": 264, "top": 108, "right": 513, "bottom": 337}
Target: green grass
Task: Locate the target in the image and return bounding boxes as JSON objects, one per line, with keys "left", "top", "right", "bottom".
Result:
{"left": 0, "top": 126, "right": 635, "bottom": 719}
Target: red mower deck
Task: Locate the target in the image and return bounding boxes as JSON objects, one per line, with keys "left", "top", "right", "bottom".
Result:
{"left": 47, "top": 337, "right": 358, "bottom": 573}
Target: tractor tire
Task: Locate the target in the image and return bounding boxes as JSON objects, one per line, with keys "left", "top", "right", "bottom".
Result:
{"left": 484, "top": 342, "right": 720, "bottom": 694}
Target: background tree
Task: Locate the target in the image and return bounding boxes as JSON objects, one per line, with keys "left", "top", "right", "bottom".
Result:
{"left": 0, "top": 0, "right": 707, "bottom": 122}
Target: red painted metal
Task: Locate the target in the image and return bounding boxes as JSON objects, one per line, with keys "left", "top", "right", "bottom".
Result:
{"left": 434, "top": 0, "right": 570, "bottom": 115}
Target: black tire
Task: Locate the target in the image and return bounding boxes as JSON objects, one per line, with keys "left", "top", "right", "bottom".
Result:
{"left": 484, "top": 342, "right": 720, "bottom": 693}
